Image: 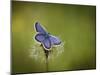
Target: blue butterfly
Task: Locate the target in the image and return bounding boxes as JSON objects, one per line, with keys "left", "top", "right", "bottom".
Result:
{"left": 34, "top": 22, "right": 61, "bottom": 50}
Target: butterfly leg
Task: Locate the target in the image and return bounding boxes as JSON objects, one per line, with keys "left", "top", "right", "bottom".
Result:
{"left": 40, "top": 44, "right": 42, "bottom": 46}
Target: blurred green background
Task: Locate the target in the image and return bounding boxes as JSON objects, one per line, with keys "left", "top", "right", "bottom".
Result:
{"left": 12, "top": 1, "right": 96, "bottom": 73}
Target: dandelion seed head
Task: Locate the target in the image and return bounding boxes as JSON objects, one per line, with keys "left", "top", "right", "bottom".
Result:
{"left": 28, "top": 41, "right": 65, "bottom": 62}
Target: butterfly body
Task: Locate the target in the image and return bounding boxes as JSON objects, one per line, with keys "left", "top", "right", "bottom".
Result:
{"left": 34, "top": 22, "right": 61, "bottom": 50}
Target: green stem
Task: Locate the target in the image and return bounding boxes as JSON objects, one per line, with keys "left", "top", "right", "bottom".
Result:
{"left": 40, "top": 44, "right": 49, "bottom": 71}
{"left": 46, "top": 55, "right": 48, "bottom": 72}
{"left": 44, "top": 49, "right": 49, "bottom": 71}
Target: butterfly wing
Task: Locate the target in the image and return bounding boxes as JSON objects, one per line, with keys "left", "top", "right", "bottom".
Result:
{"left": 35, "top": 33, "right": 45, "bottom": 42}
{"left": 49, "top": 35, "right": 61, "bottom": 45}
{"left": 35, "top": 33, "right": 51, "bottom": 49}
{"left": 34, "top": 22, "right": 60, "bottom": 49}
{"left": 42, "top": 38, "right": 51, "bottom": 50}
{"left": 35, "top": 22, "right": 47, "bottom": 34}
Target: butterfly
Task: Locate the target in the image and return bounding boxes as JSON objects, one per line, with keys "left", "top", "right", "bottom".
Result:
{"left": 34, "top": 22, "right": 61, "bottom": 50}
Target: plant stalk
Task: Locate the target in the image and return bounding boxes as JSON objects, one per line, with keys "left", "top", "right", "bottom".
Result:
{"left": 41, "top": 44, "right": 49, "bottom": 71}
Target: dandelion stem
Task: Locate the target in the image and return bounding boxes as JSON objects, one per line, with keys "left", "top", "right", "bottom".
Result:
{"left": 40, "top": 44, "right": 49, "bottom": 71}
{"left": 44, "top": 50, "right": 49, "bottom": 71}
